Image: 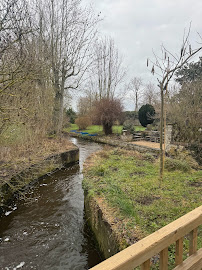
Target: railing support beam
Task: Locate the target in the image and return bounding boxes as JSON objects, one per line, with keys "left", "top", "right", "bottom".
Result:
{"left": 160, "top": 247, "right": 168, "bottom": 270}
{"left": 175, "top": 237, "right": 183, "bottom": 265}
{"left": 141, "top": 259, "right": 150, "bottom": 270}
{"left": 189, "top": 228, "right": 198, "bottom": 255}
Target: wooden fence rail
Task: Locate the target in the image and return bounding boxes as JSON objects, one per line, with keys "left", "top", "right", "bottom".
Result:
{"left": 90, "top": 205, "right": 202, "bottom": 270}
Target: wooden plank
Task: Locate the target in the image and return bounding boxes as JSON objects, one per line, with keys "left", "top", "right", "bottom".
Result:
{"left": 141, "top": 259, "right": 150, "bottom": 270}
{"left": 90, "top": 205, "right": 202, "bottom": 270}
{"left": 175, "top": 237, "right": 184, "bottom": 265}
{"left": 173, "top": 248, "right": 202, "bottom": 270}
{"left": 160, "top": 248, "right": 168, "bottom": 270}
{"left": 189, "top": 228, "right": 198, "bottom": 255}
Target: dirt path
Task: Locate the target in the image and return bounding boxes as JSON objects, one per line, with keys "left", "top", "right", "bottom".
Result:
{"left": 132, "top": 140, "right": 160, "bottom": 149}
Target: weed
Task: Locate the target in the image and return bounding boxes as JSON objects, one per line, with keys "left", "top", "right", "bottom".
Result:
{"left": 143, "top": 153, "right": 155, "bottom": 163}
{"left": 164, "top": 158, "right": 191, "bottom": 172}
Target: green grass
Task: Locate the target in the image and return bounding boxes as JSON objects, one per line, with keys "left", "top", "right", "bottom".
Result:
{"left": 64, "top": 124, "right": 104, "bottom": 134}
{"left": 83, "top": 148, "right": 202, "bottom": 269}
{"left": 134, "top": 126, "right": 145, "bottom": 131}
{"left": 64, "top": 124, "right": 145, "bottom": 134}
{"left": 112, "top": 125, "right": 123, "bottom": 134}
{"left": 65, "top": 123, "right": 78, "bottom": 131}
{"left": 85, "top": 125, "right": 103, "bottom": 134}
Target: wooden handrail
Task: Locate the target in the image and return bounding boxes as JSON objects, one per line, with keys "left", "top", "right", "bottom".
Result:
{"left": 90, "top": 205, "right": 202, "bottom": 270}
{"left": 173, "top": 249, "right": 202, "bottom": 269}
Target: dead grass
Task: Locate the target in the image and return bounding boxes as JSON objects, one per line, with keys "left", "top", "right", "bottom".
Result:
{"left": 132, "top": 140, "right": 160, "bottom": 149}
{"left": 0, "top": 137, "right": 75, "bottom": 185}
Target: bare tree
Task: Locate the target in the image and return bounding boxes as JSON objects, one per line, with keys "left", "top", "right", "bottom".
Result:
{"left": 0, "top": 0, "right": 36, "bottom": 134}
{"left": 148, "top": 26, "right": 202, "bottom": 183}
{"left": 37, "top": 0, "right": 99, "bottom": 134}
{"left": 88, "top": 37, "right": 126, "bottom": 100}
{"left": 167, "top": 81, "right": 202, "bottom": 143}
{"left": 77, "top": 96, "right": 93, "bottom": 116}
{"left": 143, "top": 82, "right": 159, "bottom": 107}
{"left": 0, "top": 0, "right": 33, "bottom": 94}
{"left": 93, "top": 98, "right": 123, "bottom": 135}
{"left": 0, "top": 0, "right": 57, "bottom": 144}
{"left": 128, "top": 77, "right": 143, "bottom": 111}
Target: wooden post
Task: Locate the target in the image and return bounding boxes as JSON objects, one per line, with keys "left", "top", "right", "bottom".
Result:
{"left": 160, "top": 247, "right": 168, "bottom": 270}
{"left": 189, "top": 228, "right": 198, "bottom": 255}
{"left": 141, "top": 259, "right": 150, "bottom": 270}
{"left": 175, "top": 237, "right": 183, "bottom": 265}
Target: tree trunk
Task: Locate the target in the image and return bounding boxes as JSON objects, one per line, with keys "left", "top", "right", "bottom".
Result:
{"left": 52, "top": 90, "right": 64, "bottom": 135}
{"left": 135, "top": 91, "right": 138, "bottom": 111}
{"left": 52, "top": 65, "right": 65, "bottom": 135}
{"left": 160, "top": 84, "right": 164, "bottom": 184}
{"left": 103, "top": 123, "right": 112, "bottom": 135}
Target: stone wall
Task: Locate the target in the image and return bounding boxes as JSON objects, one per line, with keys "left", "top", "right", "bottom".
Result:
{"left": 165, "top": 125, "right": 173, "bottom": 151}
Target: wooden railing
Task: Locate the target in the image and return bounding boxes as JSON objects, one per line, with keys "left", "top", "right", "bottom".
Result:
{"left": 90, "top": 205, "right": 202, "bottom": 270}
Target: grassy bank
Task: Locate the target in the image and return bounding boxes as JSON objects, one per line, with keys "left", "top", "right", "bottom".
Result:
{"left": 83, "top": 147, "right": 202, "bottom": 269}
{"left": 64, "top": 124, "right": 145, "bottom": 135}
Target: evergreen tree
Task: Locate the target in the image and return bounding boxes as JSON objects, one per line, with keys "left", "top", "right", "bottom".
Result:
{"left": 138, "top": 104, "right": 155, "bottom": 127}
{"left": 175, "top": 57, "right": 202, "bottom": 84}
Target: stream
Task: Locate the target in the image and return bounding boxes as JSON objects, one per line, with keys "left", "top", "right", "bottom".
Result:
{"left": 0, "top": 138, "right": 102, "bottom": 270}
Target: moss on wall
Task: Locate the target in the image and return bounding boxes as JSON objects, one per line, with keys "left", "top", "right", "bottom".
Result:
{"left": 84, "top": 194, "right": 128, "bottom": 259}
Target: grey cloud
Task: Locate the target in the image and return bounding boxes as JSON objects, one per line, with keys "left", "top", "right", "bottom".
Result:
{"left": 82, "top": 0, "right": 202, "bottom": 109}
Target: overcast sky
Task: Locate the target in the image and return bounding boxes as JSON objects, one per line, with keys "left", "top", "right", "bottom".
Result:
{"left": 76, "top": 0, "right": 202, "bottom": 110}
{"left": 87, "top": 0, "right": 202, "bottom": 79}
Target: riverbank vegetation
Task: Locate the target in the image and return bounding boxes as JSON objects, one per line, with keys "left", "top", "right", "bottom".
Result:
{"left": 0, "top": 0, "right": 99, "bottom": 187}
{"left": 64, "top": 124, "right": 145, "bottom": 135}
{"left": 0, "top": 137, "right": 76, "bottom": 185}
{"left": 83, "top": 147, "right": 202, "bottom": 268}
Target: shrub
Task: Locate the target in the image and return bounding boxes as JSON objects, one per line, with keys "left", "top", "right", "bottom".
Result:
{"left": 123, "top": 111, "right": 138, "bottom": 123}
{"left": 93, "top": 98, "right": 123, "bottom": 135}
{"left": 188, "top": 143, "right": 202, "bottom": 165}
{"left": 167, "top": 147, "right": 199, "bottom": 169}
{"left": 66, "top": 108, "right": 76, "bottom": 124}
{"left": 75, "top": 116, "right": 91, "bottom": 130}
{"left": 138, "top": 104, "right": 155, "bottom": 127}
{"left": 164, "top": 158, "right": 191, "bottom": 172}
{"left": 122, "top": 120, "right": 134, "bottom": 134}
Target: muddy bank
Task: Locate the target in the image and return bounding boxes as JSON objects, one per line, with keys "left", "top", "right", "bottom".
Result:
{"left": 0, "top": 147, "right": 79, "bottom": 216}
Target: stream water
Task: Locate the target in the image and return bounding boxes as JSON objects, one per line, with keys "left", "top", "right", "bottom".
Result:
{"left": 0, "top": 138, "right": 102, "bottom": 270}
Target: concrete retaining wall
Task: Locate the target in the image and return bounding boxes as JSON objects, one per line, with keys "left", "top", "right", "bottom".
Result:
{"left": 84, "top": 194, "right": 127, "bottom": 259}
{"left": 0, "top": 147, "right": 79, "bottom": 216}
